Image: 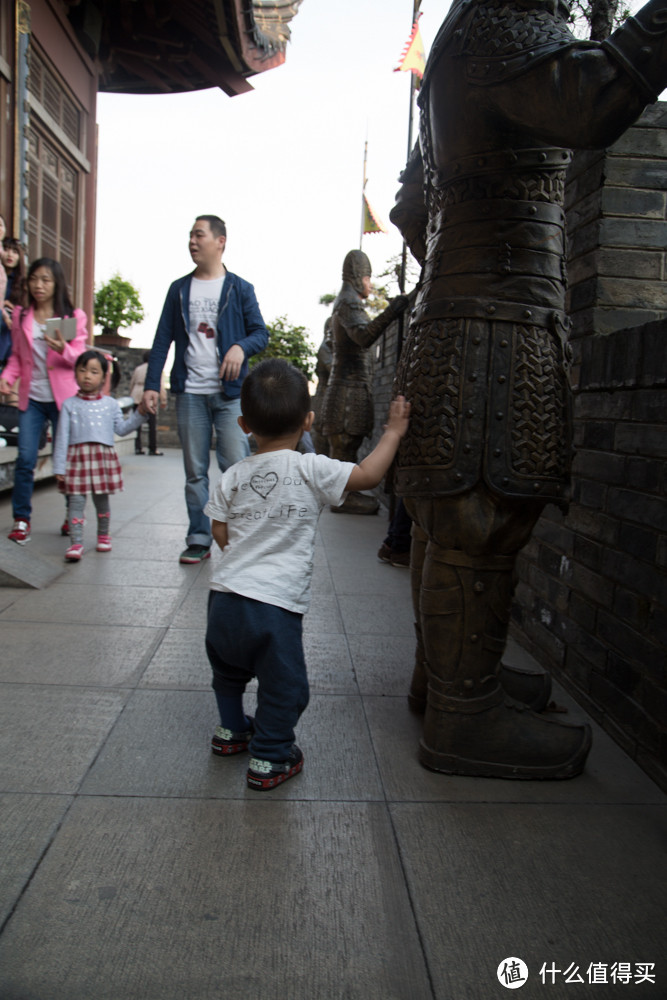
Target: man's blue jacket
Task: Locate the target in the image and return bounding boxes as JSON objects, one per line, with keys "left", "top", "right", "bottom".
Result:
{"left": 145, "top": 270, "right": 268, "bottom": 398}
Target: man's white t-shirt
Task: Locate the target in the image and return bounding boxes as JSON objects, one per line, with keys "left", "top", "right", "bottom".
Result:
{"left": 185, "top": 275, "right": 224, "bottom": 393}
{"left": 205, "top": 450, "right": 355, "bottom": 614}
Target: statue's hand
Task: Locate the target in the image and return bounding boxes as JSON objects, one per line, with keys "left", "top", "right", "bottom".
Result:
{"left": 390, "top": 294, "right": 409, "bottom": 314}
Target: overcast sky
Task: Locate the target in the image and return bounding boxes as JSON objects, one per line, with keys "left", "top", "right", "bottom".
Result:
{"left": 94, "top": 0, "right": 444, "bottom": 350}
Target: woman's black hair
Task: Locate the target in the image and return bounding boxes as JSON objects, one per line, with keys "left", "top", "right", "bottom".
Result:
{"left": 27, "top": 258, "right": 75, "bottom": 317}
{"left": 75, "top": 349, "right": 109, "bottom": 375}
{"left": 241, "top": 358, "right": 310, "bottom": 437}
{"left": 2, "top": 238, "right": 26, "bottom": 307}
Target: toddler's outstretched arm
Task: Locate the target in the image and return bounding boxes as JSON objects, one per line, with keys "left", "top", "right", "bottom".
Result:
{"left": 345, "top": 396, "right": 410, "bottom": 493}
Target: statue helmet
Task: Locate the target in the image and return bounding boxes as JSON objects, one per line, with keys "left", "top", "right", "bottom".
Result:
{"left": 342, "top": 250, "right": 372, "bottom": 293}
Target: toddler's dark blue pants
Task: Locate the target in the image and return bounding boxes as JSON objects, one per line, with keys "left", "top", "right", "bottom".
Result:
{"left": 206, "top": 590, "right": 309, "bottom": 763}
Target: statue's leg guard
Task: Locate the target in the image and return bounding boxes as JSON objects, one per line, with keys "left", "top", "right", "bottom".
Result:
{"left": 407, "top": 523, "right": 428, "bottom": 713}
{"left": 418, "top": 548, "right": 591, "bottom": 780}
{"left": 408, "top": 529, "right": 551, "bottom": 712}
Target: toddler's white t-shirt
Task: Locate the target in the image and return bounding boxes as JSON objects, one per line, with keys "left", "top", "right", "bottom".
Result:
{"left": 205, "top": 449, "right": 355, "bottom": 613}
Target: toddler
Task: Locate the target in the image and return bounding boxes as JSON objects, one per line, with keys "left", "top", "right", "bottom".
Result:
{"left": 204, "top": 357, "right": 410, "bottom": 790}
{"left": 52, "top": 350, "right": 148, "bottom": 561}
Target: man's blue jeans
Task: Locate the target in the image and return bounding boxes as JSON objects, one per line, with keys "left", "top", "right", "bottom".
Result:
{"left": 175, "top": 391, "right": 249, "bottom": 547}
{"left": 13, "top": 399, "right": 60, "bottom": 520}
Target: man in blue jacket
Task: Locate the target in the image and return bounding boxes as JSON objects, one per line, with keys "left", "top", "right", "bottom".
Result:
{"left": 143, "top": 215, "right": 269, "bottom": 563}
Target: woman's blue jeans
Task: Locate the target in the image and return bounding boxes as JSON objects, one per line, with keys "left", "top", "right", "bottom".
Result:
{"left": 13, "top": 399, "right": 59, "bottom": 520}
{"left": 175, "top": 391, "right": 249, "bottom": 547}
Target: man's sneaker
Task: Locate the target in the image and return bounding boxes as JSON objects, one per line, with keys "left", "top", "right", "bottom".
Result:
{"left": 377, "top": 543, "right": 393, "bottom": 564}
{"left": 211, "top": 716, "right": 255, "bottom": 756}
{"left": 247, "top": 745, "right": 303, "bottom": 790}
{"left": 179, "top": 544, "right": 211, "bottom": 564}
{"left": 60, "top": 519, "right": 69, "bottom": 536}
{"left": 8, "top": 520, "right": 30, "bottom": 544}
{"left": 96, "top": 535, "right": 112, "bottom": 552}
{"left": 390, "top": 550, "right": 410, "bottom": 568}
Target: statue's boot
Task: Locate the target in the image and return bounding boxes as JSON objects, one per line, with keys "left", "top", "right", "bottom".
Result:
{"left": 406, "top": 528, "right": 552, "bottom": 713}
{"left": 331, "top": 491, "right": 379, "bottom": 514}
{"left": 418, "top": 554, "right": 591, "bottom": 779}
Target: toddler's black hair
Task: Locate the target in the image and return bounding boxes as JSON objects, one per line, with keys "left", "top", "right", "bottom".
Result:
{"left": 75, "top": 349, "right": 109, "bottom": 375}
{"left": 241, "top": 358, "right": 310, "bottom": 438}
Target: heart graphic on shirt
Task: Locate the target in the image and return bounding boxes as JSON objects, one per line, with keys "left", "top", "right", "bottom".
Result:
{"left": 250, "top": 472, "right": 278, "bottom": 499}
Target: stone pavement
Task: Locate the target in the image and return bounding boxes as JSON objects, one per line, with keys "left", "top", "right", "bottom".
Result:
{"left": 0, "top": 451, "right": 665, "bottom": 1000}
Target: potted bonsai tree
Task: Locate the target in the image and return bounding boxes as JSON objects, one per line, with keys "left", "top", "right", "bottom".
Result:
{"left": 94, "top": 273, "right": 145, "bottom": 346}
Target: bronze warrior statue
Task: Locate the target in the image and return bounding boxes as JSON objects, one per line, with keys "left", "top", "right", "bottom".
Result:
{"left": 390, "top": 0, "right": 667, "bottom": 779}
{"left": 311, "top": 317, "right": 333, "bottom": 456}
{"left": 321, "top": 250, "right": 407, "bottom": 513}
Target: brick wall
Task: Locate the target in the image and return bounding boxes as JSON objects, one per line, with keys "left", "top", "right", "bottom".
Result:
{"left": 512, "top": 320, "right": 667, "bottom": 789}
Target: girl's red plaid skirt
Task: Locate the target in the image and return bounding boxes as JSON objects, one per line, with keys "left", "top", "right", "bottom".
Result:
{"left": 59, "top": 443, "right": 124, "bottom": 495}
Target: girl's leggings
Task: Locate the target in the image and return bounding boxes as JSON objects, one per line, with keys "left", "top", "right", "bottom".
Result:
{"left": 67, "top": 493, "right": 111, "bottom": 544}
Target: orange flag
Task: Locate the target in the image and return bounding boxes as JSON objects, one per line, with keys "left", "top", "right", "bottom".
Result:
{"left": 394, "top": 15, "right": 425, "bottom": 80}
{"left": 362, "top": 193, "right": 388, "bottom": 235}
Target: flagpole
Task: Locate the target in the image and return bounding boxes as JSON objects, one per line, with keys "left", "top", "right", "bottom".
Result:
{"left": 360, "top": 138, "right": 368, "bottom": 249}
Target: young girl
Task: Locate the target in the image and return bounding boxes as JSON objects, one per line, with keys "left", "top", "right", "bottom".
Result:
{"left": 0, "top": 257, "right": 88, "bottom": 544}
{"left": 52, "top": 350, "right": 148, "bottom": 561}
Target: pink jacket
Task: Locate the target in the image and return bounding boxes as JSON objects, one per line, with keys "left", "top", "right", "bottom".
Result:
{"left": 2, "top": 305, "right": 89, "bottom": 411}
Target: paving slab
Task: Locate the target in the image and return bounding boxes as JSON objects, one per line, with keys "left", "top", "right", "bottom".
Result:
{"left": 390, "top": 801, "right": 667, "bottom": 1000}
{"left": 0, "top": 798, "right": 431, "bottom": 1000}
{"left": 0, "top": 622, "right": 163, "bottom": 687}
{"left": 0, "top": 793, "right": 72, "bottom": 926}
{"left": 0, "top": 684, "right": 127, "bottom": 793}
{"left": 0, "top": 583, "right": 185, "bottom": 626}
{"left": 0, "top": 536, "right": 65, "bottom": 588}
{"left": 80, "top": 691, "right": 385, "bottom": 802}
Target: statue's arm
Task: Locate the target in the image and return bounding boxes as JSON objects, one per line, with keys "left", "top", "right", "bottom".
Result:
{"left": 389, "top": 143, "right": 427, "bottom": 266}
{"left": 489, "top": 5, "right": 667, "bottom": 150}
{"left": 339, "top": 296, "right": 408, "bottom": 350}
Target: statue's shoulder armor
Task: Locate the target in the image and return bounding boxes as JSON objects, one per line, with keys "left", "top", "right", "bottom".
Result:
{"left": 421, "top": 0, "right": 583, "bottom": 91}
{"left": 333, "top": 285, "right": 368, "bottom": 331}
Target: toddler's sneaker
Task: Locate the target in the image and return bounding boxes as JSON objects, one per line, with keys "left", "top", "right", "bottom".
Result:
{"left": 247, "top": 745, "right": 303, "bottom": 790}
{"left": 211, "top": 716, "right": 255, "bottom": 756}
{"left": 65, "top": 543, "right": 84, "bottom": 562}
{"left": 8, "top": 520, "right": 30, "bottom": 544}
{"left": 96, "top": 535, "right": 112, "bottom": 552}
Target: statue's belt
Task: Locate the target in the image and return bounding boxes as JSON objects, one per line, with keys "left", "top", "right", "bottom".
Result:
{"left": 411, "top": 297, "right": 569, "bottom": 335}
{"left": 429, "top": 146, "right": 573, "bottom": 188}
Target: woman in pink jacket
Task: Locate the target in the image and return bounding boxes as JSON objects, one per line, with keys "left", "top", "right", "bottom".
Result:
{"left": 0, "top": 257, "right": 88, "bottom": 544}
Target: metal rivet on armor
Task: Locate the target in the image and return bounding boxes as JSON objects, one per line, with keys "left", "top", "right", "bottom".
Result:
{"left": 502, "top": 477, "right": 509, "bottom": 485}
{"left": 524, "top": 310, "right": 532, "bottom": 319}
{"left": 472, "top": 336, "right": 481, "bottom": 345}
{"left": 494, "top": 448, "right": 501, "bottom": 457}
{"left": 463, "top": 444, "right": 471, "bottom": 453}
{"left": 449, "top": 301, "right": 455, "bottom": 310}
{"left": 539, "top": 152, "right": 547, "bottom": 162}
{"left": 498, "top": 375, "right": 506, "bottom": 384}
{"left": 469, "top": 372, "right": 477, "bottom": 381}
{"left": 639, "top": 46, "right": 652, "bottom": 59}
{"left": 533, "top": 482, "right": 541, "bottom": 491}
{"left": 500, "top": 339, "right": 508, "bottom": 347}
{"left": 502, "top": 265, "right": 511, "bottom": 273}
{"left": 500, "top": 61, "right": 507, "bottom": 70}
{"left": 466, "top": 409, "right": 474, "bottom": 418}
{"left": 496, "top": 411, "right": 504, "bottom": 420}
{"left": 470, "top": 634, "right": 479, "bottom": 643}
{"left": 486, "top": 305, "right": 496, "bottom": 315}
{"left": 529, "top": 206, "right": 537, "bottom": 215}
{"left": 455, "top": 472, "right": 463, "bottom": 481}
{"left": 463, "top": 679, "right": 474, "bottom": 689}
{"left": 474, "top": 581, "right": 485, "bottom": 593}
